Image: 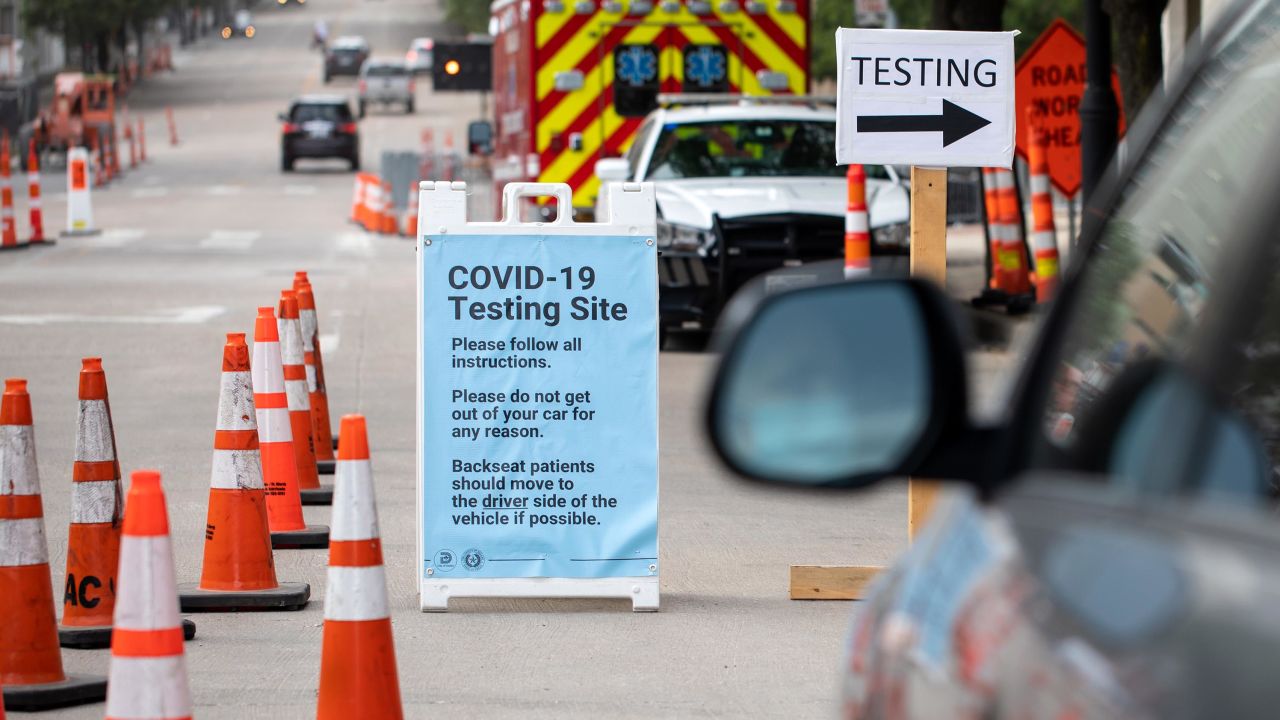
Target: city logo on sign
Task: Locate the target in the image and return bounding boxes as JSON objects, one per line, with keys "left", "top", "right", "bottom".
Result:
{"left": 1014, "top": 19, "right": 1126, "bottom": 196}
{"left": 686, "top": 46, "right": 726, "bottom": 86}
{"left": 835, "top": 28, "right": 1016, "bottom": 168}
{"left": 463, "top": 548, "right": 486, "bottom": 571}
{"left": 617, "top": 46, "right": 658, "bottom": 86}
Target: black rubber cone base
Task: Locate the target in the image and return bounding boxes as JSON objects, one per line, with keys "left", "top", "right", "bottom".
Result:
{"left": 331, "top": 435, "right": 340, "bottom": 450}
{"left": 0, "top": 242, "right": 30, "bottom": 252}
{"left": 316, "top": 459, "right": 336, "bottom": 475}
{"left": 300, "top": 485, "right": 333, "bottom": 505}
{"left": 58, "top": 618, "right": 196, "bottom": 649}
{"left": 177, "top": 581, "right": 311, "bottom": 612}
{"left": 2, "top": 674, "right": 107, "bottom": 711}
{"left": 271, "top": 524, "right": 329, "bottom": 549}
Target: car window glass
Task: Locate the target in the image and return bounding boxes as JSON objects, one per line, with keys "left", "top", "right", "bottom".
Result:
{"left": 366, "top": 65, "right": 406, "bottom": 77}
{"left": 1224, "top": 262, "right": 1280, "bottom": 495}
{"left": 1033, "top": 3, "right": 1280, "bottom": 502}
{"left": 627, "top": 118, "right": 654, "bottom": 177}
{"left": 292, "top": 104, "right": 349, "bottom": 123}
{"left": 647, "top": 120, "right": 842, "bottom": 179}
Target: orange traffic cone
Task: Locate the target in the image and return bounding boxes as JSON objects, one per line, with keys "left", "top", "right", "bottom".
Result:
{"left": 137, "top": 117, "right": 147, "bottom": 163}
{"left": 380, "top": 179, "right": 396, "bottom": 234}
{"left": 253, "top": 306, "right": 329, "bottom": 549}
{"left": 293, "top": 274, "right": 337, "bottom": 476}
{"left": 1027, "top": 110, "right": 1061, "bottom": 305}
{"left": 0, "top": 379, "right": 107, "bottom": 711}
{"left": 103, "top": 471, "right": 192, "bottom": 720}
{"left": 279, "top": 290, "right": 330, "bottom": 505}
{"left": 843, "top": 164, "right": 870, "bottom": 279}
{"left": 403, "top": 182, "right": 419, "bottom": 238}
{"left": 58, "top": 358, "right": 129, "bottom": 649}
{"left": 350, "top": 174, "right": 366, "bottom": 224}
{"left": 317, "top": 415, "right": 403, "bottom": 720}
{"left": 26, "top": 138, "right": 49, "bottom": 245}
{"left": 0, "top": 133, "right": 17, "bottom": 250}
{"left": 166, "top": 106, "right": 179, "bottom": 146}
{"left": 178, "top": 333, "right": 311, "bottom": 611}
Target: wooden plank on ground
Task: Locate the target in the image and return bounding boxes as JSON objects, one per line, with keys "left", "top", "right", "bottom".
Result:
{"left": 789, "top": 565, "right": 881, "bottom": 600}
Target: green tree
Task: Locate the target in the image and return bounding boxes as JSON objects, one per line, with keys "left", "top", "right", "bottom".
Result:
{"left": 443, "top": 0, "right": 491, "bottom": 34}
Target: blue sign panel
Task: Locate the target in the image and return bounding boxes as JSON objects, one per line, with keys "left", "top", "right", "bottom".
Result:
{"left": 420, "top": 233, "right": 658, "bottom": 580}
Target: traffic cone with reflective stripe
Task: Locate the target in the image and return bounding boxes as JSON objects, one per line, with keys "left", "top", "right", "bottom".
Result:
{"left": 0, "top": 133, "right": 17, "bottom": 251}
{"left": 1027, "top": 111, "right": 1061, "bottom": 305}
{"left": 403, "top": 183, "right": 419, "bottom": 238}
{"left": 0, "top": 379, "right": 107, "bottom": 712}
{"left": 166, "top": 106, "right": 179, "bottom": 146}
{"left": 362, "top": 179, "right": 380, "bottom": 232}
{"left": 253, "top": 306, "right": 328, "bottom": 549}
{"left": 26, "top": 138, "right": 49, "bottom": 245}
{"left": 125, "top": 121, "right": 137, "bottom": 170}
{"left": 844, "top": 164, "right": 870, "bottom": 279}
{"left": 294, "top": 273, "right": 337, "bottom": 476}
{"left": 137, "top": 118, "right": 147, "bottom": 163}
{"left": 177, "top": 334, "right": 311, "bottom": 611}
{"left": 103, "top": 471, "right": 192, "bottom": 720}
{"left": 350, "top": 174, "right": 366, "bottom": 224}
{"left": 317, "top": 415, "right": 403, "bottom": 720}
{"left": 380, "top": 179, "right": 396, "bottom": 234}
{"left": 280, "top": 290, "right": 329, "bottom": 505}
{"left": 58, "top": 358, "right": 125, "bottom": 649}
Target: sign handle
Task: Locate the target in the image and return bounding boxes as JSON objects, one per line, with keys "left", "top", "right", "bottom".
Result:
{"left": 907, "top": 166, "right": 947, "bottom": 539}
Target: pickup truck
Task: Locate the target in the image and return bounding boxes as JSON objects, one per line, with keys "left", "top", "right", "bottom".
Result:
{"left": 357, "top": 59, "right": 414, "bottom": 117}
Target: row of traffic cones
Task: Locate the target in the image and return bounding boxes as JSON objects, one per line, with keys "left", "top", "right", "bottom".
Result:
{"left": 349, "top": 173, "right": 426, "bottom": 239}
{"left": 1, "top": 274, "right": 402, "bottom": 716}
{"left": 0, "top": 135, "right": 48, "bottom": 250}
{"left": 971, "top": 111, "right": 1063, "bottom": 312}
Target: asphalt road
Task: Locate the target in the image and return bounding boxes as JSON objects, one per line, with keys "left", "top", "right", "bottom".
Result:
{"left": 0, "top": 1, "right": 968, "bottom": 717}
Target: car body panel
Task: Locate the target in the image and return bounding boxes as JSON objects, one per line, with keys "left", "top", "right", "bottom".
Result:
{"left": 358, "top": 61, "right": 413, "bottom": 106}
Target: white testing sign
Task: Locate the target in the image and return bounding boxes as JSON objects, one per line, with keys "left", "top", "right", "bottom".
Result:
{"left": 835, "top": 28, "right": 1016, "bottom": 168}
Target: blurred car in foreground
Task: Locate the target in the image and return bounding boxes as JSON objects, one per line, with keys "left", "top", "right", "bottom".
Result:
{"left": 706, "top": 2, "right": 1280, "bottom": 718}
{"left": 324, "top": 36, "right": 369, "bottom": 82}
{"left": 279, "top": 96, "right": 358, "bottom": 171}
{"left": 406, "top": 37, "right": 434, "bottom": 73}
{"left": 357, "top": 59, "right": 414, "bottom": 117}
{"left": 222, "top": 10, "right": 255, "bottom": 39}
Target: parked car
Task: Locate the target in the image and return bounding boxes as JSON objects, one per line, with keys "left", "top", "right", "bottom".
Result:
{"left": 706, "top": 1, "right": 1280, "bottom": 718}
{"left": 357, "top": 59, "right": 414, "bottom": 117}
{"left": 406, "top": 37, "right": 434, "bottom": 74}
{"left": 324, "top": 36, "right": 369, "bottom": 82}
{"left": 595, "top": 98, "right": 910, "bottom": 344}
{"left": 279, "top": 96, "right": 358, "bottom": 172}
{"left": 222, "top": 9, "right": 255, "bottom": 39}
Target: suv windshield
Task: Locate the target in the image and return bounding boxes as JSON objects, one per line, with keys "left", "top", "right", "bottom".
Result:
{"left": 365, "top": 64, "right": 407, "bottom": 77}
{"left": 647, "top": 120, "right": 842, "bottom": 180}
{"left": 292, "top": 103, "right": 351, "bottom": 123}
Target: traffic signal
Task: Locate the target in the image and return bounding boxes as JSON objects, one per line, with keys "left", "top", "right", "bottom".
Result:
{"left": 431, "top": 41, "right": 492, "bottom": 92}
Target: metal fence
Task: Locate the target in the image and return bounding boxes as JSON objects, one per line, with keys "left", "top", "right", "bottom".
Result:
{"left": 946, "top": 166, "right": 983, "bottom": 225}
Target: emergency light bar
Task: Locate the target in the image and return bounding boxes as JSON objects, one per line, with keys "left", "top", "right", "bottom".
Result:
{"left": 656, "top": 94, "right": 837, "bottom": 108}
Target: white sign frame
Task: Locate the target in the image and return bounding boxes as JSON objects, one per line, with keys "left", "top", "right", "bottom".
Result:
{"left": 415, "top": 180, "right": 660, "bottom": 612}
{"left": 835, "top": 28, "right": 1016, "bottom": 168}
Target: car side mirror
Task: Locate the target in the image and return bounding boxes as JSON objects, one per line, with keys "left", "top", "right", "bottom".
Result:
{"left": 595, "top": 158, "right": 630, "bottom": 183}
{"left": 467, "top": 120, "right": 493, "bottom": 156}
{"left": 706, "top": 279, "right": 974, "bottom": 488}
{"left": 277, "top": 112, "right": 289, "bottom": 122}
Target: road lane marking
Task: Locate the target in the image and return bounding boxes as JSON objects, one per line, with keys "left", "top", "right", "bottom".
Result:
{"left": 131, "top": 187, "right": 170, "bottom": 199}
{"left": 75, "top": 228, "right": 146, "bottom": 248}
{"left": 199, "top": 230, "right": 261, "bottom": 251}
{"left": 207, "top": 185, "right": 243, "bottom": 196}
{"left": 336, "top": 231, "right": 373, "bottom": 257}
{"left": 0, "top": 305, "right": 226, "bottom": 325}
{"left": 283, "top": 185, "right": 317, "bottom": 196}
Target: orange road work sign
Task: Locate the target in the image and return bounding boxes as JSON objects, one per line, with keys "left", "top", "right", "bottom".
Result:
{"left": 1014, "top": 19, "right": 1125, "bottom": 197}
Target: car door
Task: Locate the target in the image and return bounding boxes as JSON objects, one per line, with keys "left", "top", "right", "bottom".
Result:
{"left": 844, "top": 3, "right": 1280, "bottom": 718}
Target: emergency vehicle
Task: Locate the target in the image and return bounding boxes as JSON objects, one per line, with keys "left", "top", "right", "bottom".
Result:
{"left": 489, "top": 0, "right": 811, "bottom": 217}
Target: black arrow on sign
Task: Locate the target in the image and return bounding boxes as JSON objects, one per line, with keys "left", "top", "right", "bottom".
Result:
{"left": 856, "top": 100, "right": 991, "bottom": 147}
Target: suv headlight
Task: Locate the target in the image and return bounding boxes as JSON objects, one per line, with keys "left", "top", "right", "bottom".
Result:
{"left": 656, "top": 219, "right": 713, "bottom": 253}
{"left": 872, "top": 221, "right": 909, "bottom": 249}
